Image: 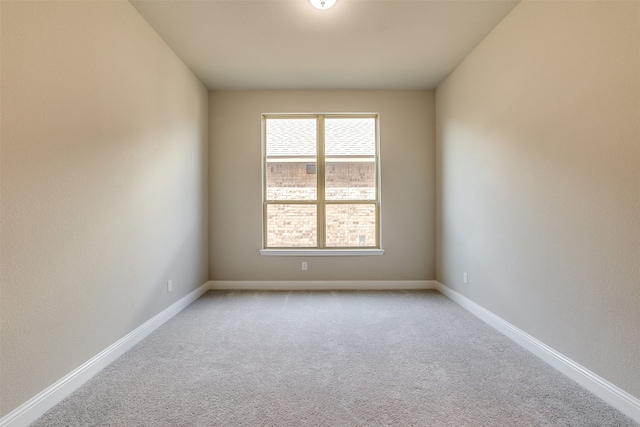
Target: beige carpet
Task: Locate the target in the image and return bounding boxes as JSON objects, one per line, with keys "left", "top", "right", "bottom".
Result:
{"left": 32, "top": 290, "right": 637, "bottom": 426}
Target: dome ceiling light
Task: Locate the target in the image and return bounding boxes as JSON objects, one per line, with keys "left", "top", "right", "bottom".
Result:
{"left": 310, "top": 0, "right": 336, "bottom": 10}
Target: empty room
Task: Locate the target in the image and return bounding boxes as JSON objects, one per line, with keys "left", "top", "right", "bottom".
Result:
{"left": 1, "top": 0, "right": 638, "bottom": 426}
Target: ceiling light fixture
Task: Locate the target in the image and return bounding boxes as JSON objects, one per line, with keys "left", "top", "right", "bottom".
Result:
{"left": 310, "top": 0, "right": 336, "bottom": 10}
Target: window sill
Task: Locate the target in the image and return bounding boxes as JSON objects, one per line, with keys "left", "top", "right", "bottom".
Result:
{"left": 259, "top": 249, "right": 385, "bottom": 257}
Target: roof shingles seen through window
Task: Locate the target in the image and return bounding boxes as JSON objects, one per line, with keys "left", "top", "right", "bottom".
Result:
{"left": 267, "top": 118, "right": 375, "bottom": 157}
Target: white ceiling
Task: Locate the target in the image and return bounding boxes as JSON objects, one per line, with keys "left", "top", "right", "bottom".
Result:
{"left": 130, "top": 0, "right": 519, "bottom": 90}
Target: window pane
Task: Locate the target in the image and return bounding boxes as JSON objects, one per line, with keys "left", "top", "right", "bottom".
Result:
{"left": 325, "top": 118, "right": 376, "bottom": 201}
{"left": 325, "top": 204, "right": 376, "bottom": 247}
{"left": 266, "top": 161, "right": 317, "bottom": 200}
{"left": 325, "top": 118, "right": 375, "bottom": 156}
{"left": 325, "top": 161, "right": 376, "bottom": 200}
{"left": 266, "top": 204, "right": 317, "bottom": 247}
{"left": 266, "top": 119, "right": 317, "bottom": 200}
{"left": 266, "top": 119, "right": 316, "bottom": 156}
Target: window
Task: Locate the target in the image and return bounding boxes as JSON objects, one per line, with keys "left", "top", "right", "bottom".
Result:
{"left": 261, "top": 114, "right": 382, "bottom": 255}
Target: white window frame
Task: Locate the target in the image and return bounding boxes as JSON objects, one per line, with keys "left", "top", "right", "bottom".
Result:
{"left": 260, "top": 113, "right": 384, "bottom": 257}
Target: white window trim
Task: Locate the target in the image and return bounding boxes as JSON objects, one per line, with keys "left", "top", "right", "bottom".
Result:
{"left": 260, "top": 249, "right": 385, "bottom": 257}
{"left": 262, "top": 113, "right": 383, "bottom": 253}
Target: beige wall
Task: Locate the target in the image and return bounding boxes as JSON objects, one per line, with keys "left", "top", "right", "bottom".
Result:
{"left": 436, "top": 1, "right": 639, "bottom": 398}
{"left": 209, "top": 90, "right": 435, "bottom": 281}
{"left": 0, "top": 1, "right": 209, "bottom": 416}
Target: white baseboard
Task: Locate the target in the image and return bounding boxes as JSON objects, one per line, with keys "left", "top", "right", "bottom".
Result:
{"left": 13, "top": 281, "right": 631, "bottom": 426}
{"left": 435, "top": 281, "right": 640, "bottom": 424}
{"left": 0, "top": 282, "right": 210, "bottom": 427}
{"left": 208, "top": 280, "right": 436, "bottom": 291}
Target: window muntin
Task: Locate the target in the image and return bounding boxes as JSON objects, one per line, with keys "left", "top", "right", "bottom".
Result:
{"left": 263, "top": 114, "right": 380, "bottom": 250}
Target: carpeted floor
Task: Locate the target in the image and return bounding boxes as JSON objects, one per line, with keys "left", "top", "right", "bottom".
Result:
{"left": 32, "top": 290, "right": 637, "bottom": 426}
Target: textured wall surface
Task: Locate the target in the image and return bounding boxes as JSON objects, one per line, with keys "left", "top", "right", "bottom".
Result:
{"left": 209, "top": 90, "right": 435, "bottom": 281}
{"left": 436, "top": 1, "right": 640, "bottom": 397}
{"left": 0, "top": 1, "right": 209, "bottom": 416}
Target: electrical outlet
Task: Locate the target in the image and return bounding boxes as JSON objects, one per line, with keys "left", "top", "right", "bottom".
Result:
{"left": 463, "top": 272, "right": 468, "bottom": 284}
{"left": 302, "top": 262, "right": 308, "bottom": 271}
{"left": 167, "top": 280, "right": 173, "bottom": 293}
